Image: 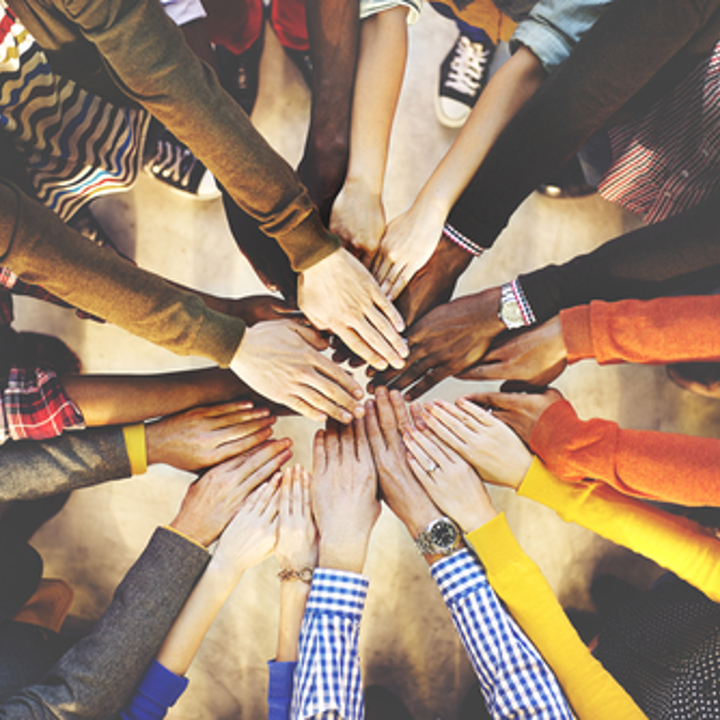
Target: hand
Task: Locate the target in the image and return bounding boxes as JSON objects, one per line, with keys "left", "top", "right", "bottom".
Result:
{"left": 298, "top": 247, "right": 408, "bottom": 371}
{"left": 311, "top": 419, "right": 381, "bottom": 573}
{"left": 230, "top": 319, "right": 363, "bottom": 424}
{"left": 224, "top": 295, "right": 303, "bottom": 327}
{"left": 401, "top": 422, "right": 497, "bottom": 534}
{"left": 170, "top": 439, "right": 292, "bottom": 546}
{"left": 276, "top": 465, "right": 318, "bottom": 572}
{"left": 330, "top": 179, "right": 386, "bottom": 266}
{"left": 458, "top": 316, "right": 567, "bottom": 386}
{"left": 372, "top": 287, "right": 505, "bottom": 400}
{"left": 364, "top": 387, "right": 440, "bottom": 538}
{"left": 212, "top": 473, "right": 281, "bottom": 578}
{"left": 461, "top": 385, "right": 565, "bottom": 445}
{"left": 395, "top": 235, "right": 473, "bottom": 327}
{"left": 412, "top": 398, "right": 532, "bottom": 490}
{"left": 372, "top": 202, "right": 444, "bottom": 301}
{"left": 145, "top": 401, "right": 277, "bottom": 471}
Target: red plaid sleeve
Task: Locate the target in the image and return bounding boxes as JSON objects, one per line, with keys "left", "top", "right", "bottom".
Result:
{"left": 1, "top": 367, "right": 86, "bottom": 444}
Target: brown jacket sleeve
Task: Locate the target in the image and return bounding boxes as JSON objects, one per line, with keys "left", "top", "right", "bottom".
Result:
{"left": 561, "top": 297, "right": 720, "bottom": 365}
{"left": 9, "top": 0, "right": 340, "bottom": 271}
{"left": 0, "top": 180, "right": 244, "bottom": 365}
{"left": 530, "top": 398, "right": 720, "bottom": 506}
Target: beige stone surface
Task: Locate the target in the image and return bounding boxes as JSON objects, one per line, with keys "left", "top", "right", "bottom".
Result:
{"left": 10, "top": 8, "right": 716, "bottom": 719}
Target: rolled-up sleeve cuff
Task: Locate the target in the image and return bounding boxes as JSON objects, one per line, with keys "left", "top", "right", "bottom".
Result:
{"left": 430, "top": 549, "right": 486, "bottom": 604}
{"left": 561, "top": 305, "right": 593, "bottom": 363}
{"left": 307, "top": 569, "right": 369, "bottom": 618}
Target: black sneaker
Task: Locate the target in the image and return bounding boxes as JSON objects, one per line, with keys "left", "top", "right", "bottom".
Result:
{"left": 216, "top": 36, "right": 264, "bottom": 116}
{"left": 436, "top": 31, "right": 495, "bottom": 128}
{"left": 144, "top": 128, "right": 219, "bottom": 200}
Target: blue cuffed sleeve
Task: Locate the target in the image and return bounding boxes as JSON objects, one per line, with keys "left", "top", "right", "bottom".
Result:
{"left": 121, "top": 660, "right": 189, "bottom": 720}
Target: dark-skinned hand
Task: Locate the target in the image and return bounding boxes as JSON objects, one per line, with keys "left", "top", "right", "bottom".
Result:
{"left": 370, "top": 287, "right": 505, "bottom": 401}
{"left": 458, "top": 316, "right": 567, "bottom": 386}
{"left": 460, "top": 384, "right": 564, "bottom": 445}
{"left": 225, "top": 295, "right": 304, "bottom": 327}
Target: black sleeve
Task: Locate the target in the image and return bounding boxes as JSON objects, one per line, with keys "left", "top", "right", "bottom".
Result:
{"left": 518, "top": 196, "right": 720, "bottom": 323}
{"left": 446, "top": 0, "right": 720, "bottom": 248}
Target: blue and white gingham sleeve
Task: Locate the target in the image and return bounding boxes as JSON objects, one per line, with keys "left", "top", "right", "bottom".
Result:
{"left": 431, "top": 550, "right": 574, "bottom": 720}
{"left": 291, "top": 569, "right": 369, "bottom": 720}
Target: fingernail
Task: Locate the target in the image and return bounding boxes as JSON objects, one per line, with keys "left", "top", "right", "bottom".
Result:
{"left": 342, "top": 412, "right": 353, "bottom": 423}
{"left": 400, "top": 342, "right": 410, "bottom": 358}
{"left": 390, "top": 357, "right": 405, "bottom": 370}
{"left": 353, "top": 388, "right": 364, "bottom": 399}
{"left": 354, "top": 405, "right": 365, "bottom": 419}
{"left": 376, "top": 360, "right": 388, "bottom": 371}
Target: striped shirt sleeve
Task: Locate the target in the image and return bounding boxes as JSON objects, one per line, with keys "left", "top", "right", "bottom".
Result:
{"left": 291, "top": 569, "right": 369, "bottom": 720}
{"left": 431, "top": 550, "right": 574, "bottom": 719}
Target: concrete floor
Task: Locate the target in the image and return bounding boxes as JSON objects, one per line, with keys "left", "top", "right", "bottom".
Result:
{"left": 13, "top": 8, "right": 720, "bottom": 719}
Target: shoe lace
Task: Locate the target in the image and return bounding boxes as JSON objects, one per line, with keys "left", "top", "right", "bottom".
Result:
{"left": 151, "top": 140, "right": 198, "bottom": 188}
{"left": 445, "top": 36, "right": 490, "bottom": 96}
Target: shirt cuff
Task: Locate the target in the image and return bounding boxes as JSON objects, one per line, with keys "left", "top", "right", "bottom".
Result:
{"left": 267, "top": 660, "right": 297, "bottom": 698}
{"left": 560, "top": 305, "right": 593, "bottom": 363}
{"left": 162, "top": 525, "right": 208, "bottom": 552}
{"left": 130, "top": 659, "right": 188, "bottom": 714}
{"left": 442, "top": 223, "right": 485, "bottom": 257}
{"left": 465, "top": 513, "right": 526, "bottom": 578}
{"left": 307, "top": 569, "right": 369, "bottom": 618}
{"left": 123, "top": 423, "right": 147, "bottom": 475}
{"left": 430, "top": 549, "right": 487, "bottom": 605}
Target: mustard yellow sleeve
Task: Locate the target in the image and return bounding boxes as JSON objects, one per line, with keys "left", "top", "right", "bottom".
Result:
{"left": 518, "top": 457, "right": 720, "bottom": 603}
{"left": 466, "top": 513, "right": 646, "bottom": 720}
{"left": 122, "top": 424, "right": 147, "bottom": 476}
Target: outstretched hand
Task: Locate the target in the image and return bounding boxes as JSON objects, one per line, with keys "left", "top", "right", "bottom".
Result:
{"left": 146, "top": 400, "right": 277, "bottom": 471}
{"left": 311, "top": 418, "right": 380, "bottom": 573}
{"left": 371, "top": 287, "right": 505, "bottom": 400}
{"left": 230, "top": 319, "right": 363, "bottom": 424}
{"left": 412, "top": 398, "right": 532, "bottom": 490}
{"left": 298, "top": 247, "right": 408, "bottom": 371}
{"left": 460, "top": 385, "right": 564, "bottom": 445}
{"left": 458, "top": 316, "right": 567, "bottom": 386}
{"left": 276, "top": 465, "right": 318, "bottom": 574}
{"left": 170, "top": 439, "right": 292, "bottom": 547}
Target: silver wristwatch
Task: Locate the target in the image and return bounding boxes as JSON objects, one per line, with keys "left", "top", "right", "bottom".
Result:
{"left": 414, "top": 517, "right": 462, "bottom": 556}
{"left": 498, "top": 281, "right": 526, "bottom": 330}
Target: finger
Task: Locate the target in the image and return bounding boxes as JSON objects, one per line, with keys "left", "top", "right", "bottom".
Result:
{"left": 324, "top": 423, "right": 340, "bottom": 468}
{"left": 215, "top": 416, "right": 276, "bottom": 444}
{"left": 388, "top": 389, "right": 412, "bottom": 431}
{"left": 291, "top": 465, "right": 303, "bottom": 517}
{"left": 294, "top": 322, "right": 331, "bottom": 352}
{"left": 384, "top": 353, "right": 440, "bottom": 394}
{"left": 456, "top": 397, "right": 497, "bottom": 427}
{"left": 356, "top": 309, "right": 408, "bottom": 370}
{"left": 404, "top": 426, "right": 452, "bottom": 467}
{"left": 386, "top": 266, "right": 414, "bottom": 302}
{"left": 369, "top": 282, "right": 406, "bottom": 334}
{"left": 364, "top": 400, "right": 388, "bottom": 454}
{"left": 212, "top": 407, "right": 274, "bottom": 429}
{"left": 459, "top": 391, "right": 519, "bottom": 412}
{"left": 354, "top": 416, "right": 373, "bottom": 466}
{"left": 240, "top": 447, "right": 293, "bottom": 501}
{"left": 313, "top": 429, "right": 326, "bottom": 478}
{"left": 455, "top": 362, "right": 506, "bottom": 381}
{"left": 406, "top": 453, "right": 436, "bottom": 495}
{"left": 297, "top": 383, "right": 354, "bottom": 425}
{"left": 371, "top": 251, "right": 393, "bottom": 288}
{"left": 379, "top": 260, "right": 403, "bottom": 297}
{"left": 311, "top": 354, "right": 364, "bottom": 404}
{"left": 374, "top": 387, "right": 401, "bottom": 446}
{"left": 300, "top": 467, "right": 312, "bottom": 517}
{"left": 409, "top": 402, "right": 428, "bottom": 431}
{"left": 280, "top": 467, "right": 292, "bottom": 519}
{"left": 400, "top": 429, "right": 435, "bottom": 471}
{"left": 214, "top": 426, "right": 276, "bottom": 463}
{"left": 422, "top": 403, "right": 478, "bottom": 447}
{"left": 334, "top": 325, "right": 390, "bottom": 372}
{"left": 340, "top": 418, "right": 355, "bottom": 463}
{"left": 203, "top": 400, "right": 255, "bottom": 417}
{"left": 284, "top": 394, "right": 327, "bottom": 423}
{"left": 404, "top": 365, "right": 453, "bottom": 401}
{"left": 429, "top": 399, "right": 485, "bottom": 433}
{"left": 237, "top": 439, "right": 293, "bottom": 494}
{"left": 252, "top": 472, "right": 281, "bottom": 514}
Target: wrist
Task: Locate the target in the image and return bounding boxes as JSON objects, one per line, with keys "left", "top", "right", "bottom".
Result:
{"left": 318, "top": 539, "right": 368, "bottom": 574}
{"left": 341, "top": 172, "right": 383, "bottom": 200}
{"left": 456, "top": 506, "right": 500, "bottom": 536}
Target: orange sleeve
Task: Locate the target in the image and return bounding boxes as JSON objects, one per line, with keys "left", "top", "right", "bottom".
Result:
{"left": 530, "top": 399, "right": 720, "bottom": 506}
{"left": 561, "top": 296, "right": 720, "bottom": 365}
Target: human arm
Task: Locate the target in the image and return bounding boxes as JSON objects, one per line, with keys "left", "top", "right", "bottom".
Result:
{"left": 418, "top": 398, "right": 720, "bottom": 602}
{"left": 290, "top": 419, "right": 380, "bottom": 719}
{"left": 446, "top": 0, "right": 720, "bottom": 249}
{"left": 400, "top": 406, "right": 644, "bottom": 719}
{"left": 296, "top": 0, "right": 360, "bottom": 223}
{"left": 374, "top": 45, "right": 546, "bottom": 299}
{"left": 329, "top": 5, "right": 408, "bottom": 266}
{"left": 123, "top": 476, "right": 281, "bottom": 720}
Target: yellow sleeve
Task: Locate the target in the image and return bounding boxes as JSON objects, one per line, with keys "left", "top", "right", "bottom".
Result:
{"left": 122, "top": 424, "right": 147, "bottom": 476}
{"left": 518, "top": 457, "right": 720, "bottom": 602}
{"left": 466, "top": 514, "right": 646, "bottom": 720}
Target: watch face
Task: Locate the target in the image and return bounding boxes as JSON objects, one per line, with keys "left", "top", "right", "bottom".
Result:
{"left": 429, "top": 519, "right": 459, "bottom": 550}
{"left": 502, "top": 299, "right": 523, "bottom": 326}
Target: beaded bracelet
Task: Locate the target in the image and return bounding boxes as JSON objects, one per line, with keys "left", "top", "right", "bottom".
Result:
{"left": 278, "top": 567, "right": 314, "bottom": 583}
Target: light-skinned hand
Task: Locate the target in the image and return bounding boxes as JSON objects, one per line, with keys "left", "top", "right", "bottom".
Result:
{"left": 414, "top": 398, "right": 532, "bottom": 491}
{"left": 145, "top": 401, "right": 276, "bottom": 471}
{"left": 170, "top": 439, "right": 292, "bottom": 547}
{"left": 461, "top": 385, "right": 564, "bottom": 445}
{"left": 311, "top": 419, "right": 380, "bottom": 573}
{"left": 276, "top": 465, "right": 318, "bottom": 573}
{"left": 372, "top": 287, "right": 505, "bottom": 400}
{"left": 212, "top": 473, "right": 281, "bottom": 579}
{"left": 401, "top": 422, "right": 497, "bottom": 534}
{"left": 297, "top": 246, "right": 408, "bottom": 371}
{"left": 230, "top": 318, "right": 364, "bottom": 424}
{"left": 372, "top": 202, "right": 444, "bottom": 301}
{"left": 330, "top": 179, "right": 386, "bottom": 267}
{"left": 364, "top": 387, "right": 440, "bottom": 538}
{"left": 458, "top": 316, "right": 567, "bottom": 386}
